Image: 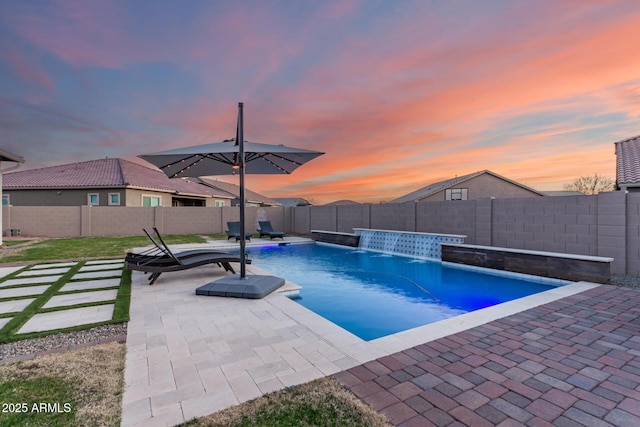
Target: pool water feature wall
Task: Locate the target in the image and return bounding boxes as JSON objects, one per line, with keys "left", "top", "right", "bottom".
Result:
{"left": 354, "top": 228, "right": 466, "bottom": 260}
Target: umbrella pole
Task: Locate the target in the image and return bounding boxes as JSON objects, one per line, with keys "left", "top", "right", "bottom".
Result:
{"left": 238, "top": 102, "right": 247, "bottom": 279}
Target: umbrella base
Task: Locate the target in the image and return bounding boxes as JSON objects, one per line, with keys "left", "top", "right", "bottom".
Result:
{"left": 195, "top": 274, "right": 285, "bottom": 299}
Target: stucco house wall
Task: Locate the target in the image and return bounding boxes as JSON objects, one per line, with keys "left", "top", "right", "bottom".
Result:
{"left": 4, "top": 188, "right": 129, "bottom": 207}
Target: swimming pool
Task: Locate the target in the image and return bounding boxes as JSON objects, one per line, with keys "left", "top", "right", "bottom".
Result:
{"left": 245, "top": 243, "right": 565, "bottom": 341}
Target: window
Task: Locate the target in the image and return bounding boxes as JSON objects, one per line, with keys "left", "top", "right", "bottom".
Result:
{"left": 142, "top": 195, "right": 161, "bottom": 207}
{"left": 214, "top": 200, "right": 225, "bottom": 207}
{"left": 445, "top": 188, "right": 468, "bottom": 201}
{"left": 88, "top": 193, "right": 99, "bottom": 205}
{"left": 2, "top": 195, "right": 9, "bottom": 206}
{"left": 108, "top": 193, "right": 121, "bottom": 206}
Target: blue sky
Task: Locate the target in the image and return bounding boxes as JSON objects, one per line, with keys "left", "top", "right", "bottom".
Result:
{"left": 1, "top": 0, "right": 640, "bottom": 203}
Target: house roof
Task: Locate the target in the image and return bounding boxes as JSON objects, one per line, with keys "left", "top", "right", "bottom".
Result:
{"left": 543, "top": 191, "right": 584, "bottom": 196}
{"left": 273, "top": 198, "right": 311, "bottom": 207}
{"left": 2, "top": 158, "right": 233, "bottom": 198}
{"left": 0, "top": 148, "right": 25, "bottom": 164}
{"left": 189, "top": 177, "right": 280, "bottom": 206}
{"left": 614, "top": 135, "right": 640, "bottom": 186}
{"left": 390, "top": 170, "right": 545, "bottom": 203}
{"left": 321, "top": 199, "right": 361, "bottom": 206}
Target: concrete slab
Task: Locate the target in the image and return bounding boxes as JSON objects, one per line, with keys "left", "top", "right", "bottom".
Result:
{"left": 0, "top": 317, "right": 11, "bottom": 330}
{"left": 59, "top": 278, "right": 121, "bottom": 292}
{"left": 85, "top": 259, "right": 124, "bottom": 265}
{"left": 43, "top": 290, "right": 118, "bottom": 308}
{"left": 0, "top": 298, "right": 35, "bottom": 314}
{"left": 17, "top": 267, "right": 70, "bottom": 276}
{"left": 1, "top": 275, "right": 62, "bottom": 288}
{"left": 30, "top": 262, "right": 77, "bottom": 269}
{"left": 0, "top": 285, "right": 50, "bottom": 298}
{"left": 0, "top": 266, "right": 25, "bottom": 279}
{"left": 71, "top": 270, "right": 122, "bottom": 281}
{"left": 17, "top": 304, "right": 115, "bottom": 334}
{"left": 78, "top": 263, "right": 124, "bottom": 272}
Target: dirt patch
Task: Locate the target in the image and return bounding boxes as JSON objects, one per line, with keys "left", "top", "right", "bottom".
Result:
{"left": 0, "top": 341, "right": 125, "bottom": 426}
{"left": 183, "top": 376, "right": 391, "bottom": 427}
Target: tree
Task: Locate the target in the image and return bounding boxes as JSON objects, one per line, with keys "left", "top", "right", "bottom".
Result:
{"left": 563, "top": 173, "right": 615, "bottom": 195}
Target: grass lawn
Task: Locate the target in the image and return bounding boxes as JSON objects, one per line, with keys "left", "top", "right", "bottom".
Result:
{"left": 0, "top": 234, "right": 387, "bottom": 427}
{"left": 0, "top": 234, "right": 214, "bottom": 264}
{"left": 2, "top": 239, "right": 31, "bottom": 247}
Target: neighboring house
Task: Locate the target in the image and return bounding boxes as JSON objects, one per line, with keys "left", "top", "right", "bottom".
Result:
{"left": 542, "top": 191, "right": 584, "bottom": 196}
{"left": 2, "top": 158, "right": 234, "bottom": 207}
{"left": 189, "top": 177, "right": 280, "bottom": 207}
{"left": 614, "top": 135, "right": 640, "bottom": 192}
{"left": 273, "top": 198, "right": 311, "bottom": 207}
{"left": 391, "top": 170, "right": 545, "bottom": 203}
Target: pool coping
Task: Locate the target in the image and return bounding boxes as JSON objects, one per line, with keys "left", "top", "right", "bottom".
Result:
{"left": 263, "top": 268, "right": 600, "bottom": 363}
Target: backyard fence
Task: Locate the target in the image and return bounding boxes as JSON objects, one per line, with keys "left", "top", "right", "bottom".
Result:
{"left": 3, "top": 191, "right": 637, "bottom": 275}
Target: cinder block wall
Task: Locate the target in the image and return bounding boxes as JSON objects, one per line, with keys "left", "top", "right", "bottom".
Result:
{"left": 416, "top": 200, "right": 476, "bottom": 239}
{"left": 293, "top": 206, "right": 310, "bottom": 234}
{"left": 90, "top": 206, "right": 155, "bottom": 236}
{"left": 371, "top": 203, "right": 415, "bottom": 231}
{"left": 490, "top": 195, "right": 599, "bottom": 255}
{"left": 2, "top": 193, "right": 638, "bottom": 275}
{"left": 627, "top": 193, "right": 640, "bottom": 275}
{"left": 309, "top": 206, "right": 336, "bottom": 231}
{"left": 336, "top": 205, "right": 371, "bottom": 233}
{"left": 3, "top": 206, "right": 82, "bottom": 237}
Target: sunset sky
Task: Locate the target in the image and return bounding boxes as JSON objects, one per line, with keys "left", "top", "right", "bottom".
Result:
{"left": 1, "top": 1, "right": 640, "bottom": 204}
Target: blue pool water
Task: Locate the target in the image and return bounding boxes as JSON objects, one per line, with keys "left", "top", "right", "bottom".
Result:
{"left": 245, "top": 243, "right": 560, "bottom": 341}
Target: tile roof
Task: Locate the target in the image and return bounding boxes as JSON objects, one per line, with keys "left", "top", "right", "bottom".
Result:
{"left": 2, "top": 158, "right": 233, "bottom": 198}
{"left": 273, "top": 198, "right": 311, "bottom": 206}
{"left": 191, "top": 177, "right": 280, "bottom": 206}
{"left": 614, "top": 135, "right": 640, "bottom": 186}
{"left": 391, "top": 170, "right": 544, "bottom": 203}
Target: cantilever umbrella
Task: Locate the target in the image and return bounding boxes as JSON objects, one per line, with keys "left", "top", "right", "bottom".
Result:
{"left": 139, "top": 103, "right": 324, "bottom": 297}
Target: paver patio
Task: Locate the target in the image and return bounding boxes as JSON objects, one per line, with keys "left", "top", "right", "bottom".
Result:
{"left": 334, "top": 285, "right": 640, "bottom": 426}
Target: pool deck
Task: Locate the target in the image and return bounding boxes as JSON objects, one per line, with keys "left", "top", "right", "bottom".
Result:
{"left": 121, "top": 239, "right": 640, "bottom": 426}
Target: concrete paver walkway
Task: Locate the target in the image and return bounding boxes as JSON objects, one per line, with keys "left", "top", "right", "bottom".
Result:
{"left": 0, "top": 260, "right": 124, "bottom": 340}
{"left": 335, "top": 285, "right": 640, "bottom": 426}
{"left": 17, "top": 304, "right": 116, "bottom": 334}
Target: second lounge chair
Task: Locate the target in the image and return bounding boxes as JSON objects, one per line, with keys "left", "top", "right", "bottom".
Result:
{"left": 258, "top": 221, "right": 285, "bottom": 240}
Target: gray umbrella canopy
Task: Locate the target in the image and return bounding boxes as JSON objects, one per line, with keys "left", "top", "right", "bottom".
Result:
{"left": 139, "top": 102, "right": 323, "bottom": 287}
{"left": 139, "top": 140, "right": 324, "bottom": 178}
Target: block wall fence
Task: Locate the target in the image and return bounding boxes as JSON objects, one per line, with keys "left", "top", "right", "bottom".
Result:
{"left": 3, "top": 192, "right": 637, "bottom": 275}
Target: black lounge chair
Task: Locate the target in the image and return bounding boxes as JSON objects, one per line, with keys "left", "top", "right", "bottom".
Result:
{"left": 226, "top": 221, "right": 252, "bottom": 241}
{"left": 258, "top": 221, "right": 285, "bottom": 240}
{"left": 126, "top": 228, "right": 247, "bottom": 285}
{"left": 126, "top": 228, "right": 225, "bottom": 264}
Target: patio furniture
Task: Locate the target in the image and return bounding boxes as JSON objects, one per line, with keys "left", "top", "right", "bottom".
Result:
{"left": 126, "top": 228, "right": 247, "bottom": 285}
{"left": 126, "top": 228, "right": 225, "bottom": 264}
{"left": 258, "top": 221, "right": 285, "bottom": 240}
{"left": 226, "top": 221, "right": 252, "bottom": 241}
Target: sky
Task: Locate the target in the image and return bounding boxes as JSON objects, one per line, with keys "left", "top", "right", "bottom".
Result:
{"left": 1, "top": 0, "right": 640, "bottom": 204}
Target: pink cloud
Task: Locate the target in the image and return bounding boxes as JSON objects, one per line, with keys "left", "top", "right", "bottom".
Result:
{"left": 0, "top": 42, "right": 55, "bottom": 92}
